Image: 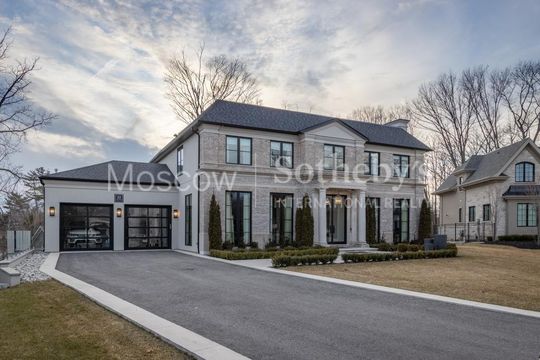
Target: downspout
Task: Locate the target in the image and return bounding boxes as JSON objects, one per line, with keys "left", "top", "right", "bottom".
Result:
{"left": 193, "top": 127, "right": 201, "bottom": 254}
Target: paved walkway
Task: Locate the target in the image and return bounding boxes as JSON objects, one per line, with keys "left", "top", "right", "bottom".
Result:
{"left": 56, "top": 251, "right": 540, "bottom": 360}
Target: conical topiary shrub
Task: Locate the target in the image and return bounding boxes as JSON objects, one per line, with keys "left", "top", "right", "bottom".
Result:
{"left": 418, "top": 198, "right": 432, "bottom": 244}
{"left": 366, "top": 200, "right": 377, "bottom": 244}
{"left": 208, "top": 194, "right": 222, "bottom": 249}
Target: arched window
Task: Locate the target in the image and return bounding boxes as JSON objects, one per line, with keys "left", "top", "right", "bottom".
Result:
{"left": 515, "top": 162, "right": 535, "bottom": 182}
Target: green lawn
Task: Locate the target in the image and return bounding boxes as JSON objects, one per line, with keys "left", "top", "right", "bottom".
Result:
{"left": 0, "top": 280, "right": 190, "bottom": 359}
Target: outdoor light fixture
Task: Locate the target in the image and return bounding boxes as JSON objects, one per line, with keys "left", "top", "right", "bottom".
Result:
{"left": 48, "top": 206, "right": 55, "bottom": 217}
{"left": 173, "top": 209, "right": 179, "bottom": 218}
{"left": 116, "top": 207, "right": 123, "bottom": 217}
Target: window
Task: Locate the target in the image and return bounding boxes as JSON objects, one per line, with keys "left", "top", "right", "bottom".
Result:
{"left": 458, "top": 208, "right": 463, "bottom": 223}
{"left": 60, "top": 204, "right": 113, "bottom": 251}
{"left": 125, "top": 206, "right": 171, "bottom": 249}
{"left": 185, "top": 194, "right": 192, "bottom": 246}
{"left": 468, "top": 206, "right": 476, "bottom": 222}
{"left": 323, "top": 144, "right": 345, "bottom": 170}
{"left": 225, "top": 191, "right": 251, "bottom": 246}
{"left": 177, "top": 146, "right": 183, "bottom": 175}
{"left": 482, "top": 204, "right": 491, "bottom": 222}
{"left": 364, "top": 152, "right": 380, "bottom": 176}
{"left": 393, "top": 199, "right": 409, "bottom": 243}
{"left": 226, "top": 136, "right": 252, "bottom": 165}
{"left": 270, "top": 141, "right": 293, "bottom": 168}
{"left": 459, "top": 177, "right": 463, "bottom": 185}
{"left": 393, "top": 155, "right": 410, "bottom": 177}
{"left": 270, "top": 194, "right": 294, "bottom": 246}
{"left": 517, "top": 203, "right": 537, "bottom": 227}
{"left": 515, "top": 162, "right": 534, "bottom": 182}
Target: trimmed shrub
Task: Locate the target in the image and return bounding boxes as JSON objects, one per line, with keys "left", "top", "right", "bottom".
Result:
{"left": 295, "top": 194, "right": 314, "bottom": 247}
{"left": 373, "top": 243, "right": 396, "bottom": 251}
{"left": 446, "top": 243, "right": 457, "bottom": 250}
{"left": 397, "top": 243, "right": 409, "bottom": 252}
{"left": 271, "top": 253, "right": 338, "bottom": 267}
{"left": 407, "top": 244, "right": 420, "bottom": 252}
{"left": 418, "top": 199, "right": 432, "bottom": 243}
{"left": 366, "top": 200, "right": 377, "bottom": 244}
{"left": 341, "top": 249, "right": 457, "bottom": 263}
{"left": 208, "top": 194, "right": 223, "bottom": 250}
{"left": 497, "top": 235, "right": 536, "bottom": 242}
{"left": 210, "top": 246, "right": 339, "bottom": 261}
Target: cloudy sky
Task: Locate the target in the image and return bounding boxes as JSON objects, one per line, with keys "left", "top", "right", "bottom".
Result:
{"left": 1, "top": 0, "right": 539, "bottom": 173}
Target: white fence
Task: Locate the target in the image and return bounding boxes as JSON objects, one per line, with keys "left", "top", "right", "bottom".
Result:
{"left": 7, "top": 230, "right": 32, "bottom": 253}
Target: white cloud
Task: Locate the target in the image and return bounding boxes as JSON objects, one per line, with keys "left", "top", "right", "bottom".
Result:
{"left": 26, "top": 131, "right": 107, "bottom": 160}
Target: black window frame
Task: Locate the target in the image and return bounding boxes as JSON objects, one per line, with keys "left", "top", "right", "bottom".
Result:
{"left": 517, "top": 203, "right": 537, "bottom": 227}
{"left": 270, "top": 141, "right": 294, "bottom": 168}
{"left": 226, "top": 136, "right": 252, "bottom": 165}
{"left": 225, "top": 191, "right": 252, "bottom": 246}
{"left": 515, "top": 161, "right": 535, "bottom": 182}
{"left": 177, "top": 146, "right": 184, "bottom": 175}
{"left": 458, "top": 207, "right": 463, "bottom": 223}
{"left": 60, "top": 203, "right": 114, "bottom": 252}
{"left": 124, "top": 205, "right": 172, "bottom": 250}
{"left": 468, "top": 206, "right": 476, "bottom": 222}
{"left": 392, "top": 198, "right": 410, "bottom": 243}
{"left": 364, "top": 151, "right": 380, "bottom": 176}
{"left": 323, "top": 144, "right": 345, "bottom": 171}
{"left": 482, "top": 204, "right": 491, "bottom": 222}
{"left": 185, "top": 194, "right": 192, "bottom": 246}
{"left": 393, "top": 154, "right": 410, "bottom": 178}
{"left": 270, "top": 193, "right": 294, "bottom": 246}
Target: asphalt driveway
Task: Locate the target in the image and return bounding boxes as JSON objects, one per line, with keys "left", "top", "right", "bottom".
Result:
{"left": 56, "top": 251, "right": 540, "bottom": 360}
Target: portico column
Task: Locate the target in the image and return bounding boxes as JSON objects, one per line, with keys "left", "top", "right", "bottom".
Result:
{"left": 357, "top": 190, "right": 367, "bottom": 245}
{"left": 318, "top": 188, "right": 327, "bottom": 246}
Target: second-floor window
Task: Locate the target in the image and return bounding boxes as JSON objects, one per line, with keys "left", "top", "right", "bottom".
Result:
{"left": 515, "top": 162, "right": 534, "bottom": 182}
{"left": 324, "top": 144, "right": 345, "bottom": 170}
{"left": 468, "top": 206, "right": 476, "bottom": 222}
{"left": 393, "top": 154, "right": 410, "bottom": 177}
{"left": 270, "top": 141, "right": 293, "bottom": 168}
{"left": 177, "top": 146, "right": 183, "bottom": 175}
{"left": 364, "top": 151, "right": 379, "bottom": 176}
{"left": 483, "top": 204, "right": 491, "bottom": 221}
{"left": 226, "top": 136, "right": 252, "bottom": 165}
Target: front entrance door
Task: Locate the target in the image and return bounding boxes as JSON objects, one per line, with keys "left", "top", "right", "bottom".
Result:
{"left": 326, "top": 195, "right": 347, "bottom": 244}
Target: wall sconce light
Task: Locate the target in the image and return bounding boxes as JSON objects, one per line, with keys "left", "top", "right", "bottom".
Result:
{"left": 173, "top": 209, "right": 179, "bottom": 218}
{"left": 49, "top": 206, "right": 56, "bottom": 217}
{"left": 116, "top": 207, "right": 123, "bottom": 218}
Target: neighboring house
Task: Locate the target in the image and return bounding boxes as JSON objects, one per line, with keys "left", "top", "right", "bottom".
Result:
{"left": 41, "top": 100, "right": 430, "bottom": 253}
{"left": 434, "top": 139, "right": 540, "bottom": 241}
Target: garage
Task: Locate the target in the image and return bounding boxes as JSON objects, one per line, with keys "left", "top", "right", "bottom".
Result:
{"left": 125, "top": 205, "right": 172, "bottom": 250}
{"left": 60, "top": 203, "right": 113, "bottom": 251}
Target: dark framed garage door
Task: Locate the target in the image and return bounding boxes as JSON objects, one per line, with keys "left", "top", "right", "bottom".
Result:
{"left": 60, "top": 203, "right": 113, "bottom": 251}
{"left": 125, "top": 205, "right": 171, "bottom": 250}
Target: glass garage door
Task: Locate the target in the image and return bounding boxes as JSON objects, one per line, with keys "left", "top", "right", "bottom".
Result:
{"left": 60, "top": 204, "right": 113, "bottom": 251}
{"left": 125, "top": 206, "right": 171, "bottom": 249}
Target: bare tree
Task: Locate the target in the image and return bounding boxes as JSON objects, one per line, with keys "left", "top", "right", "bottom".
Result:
{"left": 462, "top": 66, "right": 508, "bottom": 152}
{"left": 500, "top": 61, "right": 540, "bottom": 142}
{"left": 165, "top": 46, "right": 261, "bottom": 124}
{"left": 412, "top": 71, "right": 477, "bottom": 168}
{"left": 0, "top": 26, "right": 53, "bottom": 194}
{"left": 350, "top": 103, "right": 417, "bottom": 134}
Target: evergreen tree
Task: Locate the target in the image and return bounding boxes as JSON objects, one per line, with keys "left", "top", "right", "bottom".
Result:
{"left": 302, "top": 194, "right": 314, "bottom": 247}
{"left": 208, "top": 194, "right": 222, "bottom": 249}
{"left": 294, "top": 206, "right": 304, "bottom": 246}
{"left": 418, "top": 199, "right": 432, "bottom": 243}
{"left": 366, "top": 200, "right": 377, "bottom": 244}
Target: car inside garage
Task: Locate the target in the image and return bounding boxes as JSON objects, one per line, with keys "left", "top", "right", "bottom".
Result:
{"left": 60, "top": 203, "right": 113, "bottom": 251}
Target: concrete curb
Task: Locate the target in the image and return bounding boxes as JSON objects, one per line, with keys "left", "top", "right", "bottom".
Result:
{"left": 40, "top": 253, "right": 250, "bottom": 360}
{"left": 175, "top": 250, "right": 540, "bottom": 320}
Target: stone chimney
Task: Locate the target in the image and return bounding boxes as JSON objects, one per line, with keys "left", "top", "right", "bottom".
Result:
{"left": 385, "top": 118, "right": 410, "bottom": 132}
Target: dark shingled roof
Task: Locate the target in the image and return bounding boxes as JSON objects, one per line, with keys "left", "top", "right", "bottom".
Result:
{"left": 503, "top": 185, "right": 540, "bottom": 197}
{"left": 198, "top": 100, "right": 431, "bottom": 151}
{"left": 40, "top": 161, "right": 176, "bottom": 185}
{"left": 436, "top": 139, "right": 532, "bottom": 193}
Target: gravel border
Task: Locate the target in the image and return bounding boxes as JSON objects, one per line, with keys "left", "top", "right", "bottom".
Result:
{"left": 14, "top": 252, "right": 50, "bottom": 282}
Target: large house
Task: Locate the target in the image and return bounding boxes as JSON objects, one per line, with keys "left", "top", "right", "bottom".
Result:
{"left": 435, "top": 139, "right": 540, "bottom": 241}
{"left": 40, "top": 100, "right": 430, "bottom": 253}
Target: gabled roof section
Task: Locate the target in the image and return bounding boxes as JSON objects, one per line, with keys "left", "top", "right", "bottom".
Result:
{"left": 435, "top": 139, "right": 536, "bottom": 194}
{"left": 40, "top": 161, "right": 176, "bottom": 185}
{"left": 198, "top": 100, "right": 431, "bottom": 150}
